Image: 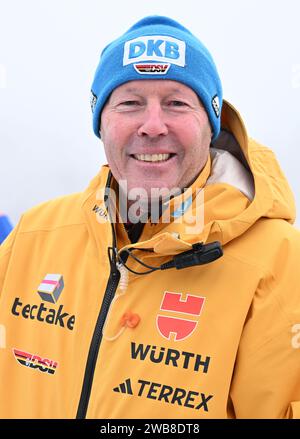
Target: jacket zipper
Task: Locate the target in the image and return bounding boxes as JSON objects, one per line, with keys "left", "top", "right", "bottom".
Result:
{"left": 76, "top": 172, "right": 145, "bottom": 418}
{"left": 76, "top": 261, "right": 120, "bottom": 419}
{"left": 76, "top": 171, "right": 120, "bottom": 419}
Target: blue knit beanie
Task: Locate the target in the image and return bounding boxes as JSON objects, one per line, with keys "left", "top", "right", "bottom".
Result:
{"left": 91, "top": 16, "right": 223, "bottom": 140}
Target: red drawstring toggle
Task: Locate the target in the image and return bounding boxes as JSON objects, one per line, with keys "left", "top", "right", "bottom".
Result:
{"left": 120, "top": 311, "right": 140, "bottom": 329}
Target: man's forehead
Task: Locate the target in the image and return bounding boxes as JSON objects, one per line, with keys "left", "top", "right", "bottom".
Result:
{"left": 111, "top": 80, "right": 197, "bottom": 96}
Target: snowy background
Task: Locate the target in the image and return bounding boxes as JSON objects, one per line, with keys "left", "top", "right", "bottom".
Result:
{"left": 0, "top": 0, "right": 299, "bottom": 225}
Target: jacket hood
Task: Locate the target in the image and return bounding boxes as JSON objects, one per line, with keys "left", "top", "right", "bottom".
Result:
{"left": 209, "top": 100, "right": 296, "bottom": 244}
{"left": 82, "top": 100, "right": 296, "bottom": 256}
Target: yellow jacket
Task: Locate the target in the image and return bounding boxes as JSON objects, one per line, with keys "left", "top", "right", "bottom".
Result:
{"left": 1, "top": 101, "right": 300, "bottom": 419}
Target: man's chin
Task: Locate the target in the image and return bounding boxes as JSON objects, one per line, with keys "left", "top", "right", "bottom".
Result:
{"left": 126, "top": 179, "right": 180, "bottom": 194}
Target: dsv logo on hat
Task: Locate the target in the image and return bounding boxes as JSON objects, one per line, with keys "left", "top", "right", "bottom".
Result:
{"left": 123, "top": 36, "right": 186, "bottom": 67}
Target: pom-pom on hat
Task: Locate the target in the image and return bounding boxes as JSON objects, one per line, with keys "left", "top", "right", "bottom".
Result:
{"left": 91, "top": 16, "right": 223, "bottom": 140}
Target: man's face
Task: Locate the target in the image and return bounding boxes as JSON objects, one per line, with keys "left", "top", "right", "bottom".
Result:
{"left": 100, "top": 80, "right": 212, "bottom": 199}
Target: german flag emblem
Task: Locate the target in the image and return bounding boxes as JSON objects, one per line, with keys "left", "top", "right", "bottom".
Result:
{"left": 13, "top": 348, "right": 58, "bottom": 375}
{"left": 134, "top": 63, "right": 171, "bottom": 75}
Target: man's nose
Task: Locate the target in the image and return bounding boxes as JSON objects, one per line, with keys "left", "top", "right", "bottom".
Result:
{"left": 137, "top": 103, "right": 168, "bottom": 138}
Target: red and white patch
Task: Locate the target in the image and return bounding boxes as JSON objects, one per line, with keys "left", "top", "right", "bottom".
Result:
{"left": 156, "top": 291, "right": 205, "bottom": 341}
{"left": 13, "top": 348, "right": 58, "bottom": 375}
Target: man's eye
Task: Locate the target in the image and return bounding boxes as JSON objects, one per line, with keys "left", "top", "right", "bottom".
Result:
{"left": 119, "top": 101, "right": 140, "bottom": 106}
{"left": 169, "top": 100, "right": 188, "bottom": 107}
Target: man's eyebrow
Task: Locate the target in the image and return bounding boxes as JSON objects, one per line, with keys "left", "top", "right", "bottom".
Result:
{"left": 118, "top": 87, "right": 187, "bottom": 95}
{"left": 118, "top": 87, "right": 142, "bottom": 94}
{"left": 166, "top": 88, "right": 188, "bottom": 95}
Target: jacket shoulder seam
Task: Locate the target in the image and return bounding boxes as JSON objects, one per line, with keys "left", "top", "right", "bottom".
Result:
{"left": 224, "top": 250, "right": 268, "bottom": 275}
{"left": 18, "top": 222, "right": 87, "bottom": 234}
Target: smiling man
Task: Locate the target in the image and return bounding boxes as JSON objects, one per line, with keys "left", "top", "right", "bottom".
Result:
{"left": 1, "top": 16, "right": 300, "bottom": 419}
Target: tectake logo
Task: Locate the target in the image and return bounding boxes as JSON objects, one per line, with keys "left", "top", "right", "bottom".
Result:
{"left": 37, "top": 274, "right": 64, "bottom": 304}
{"left": 123, "top": 36, "right": 186, "bottom": 67}
{"left": 156, "top": 291, "right": 205, "bottom": 341}
{"left": 11, "top": 274, "right": 76, "bottom": 331}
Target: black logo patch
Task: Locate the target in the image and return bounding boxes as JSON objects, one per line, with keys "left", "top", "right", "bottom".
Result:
{"left": 90, "top": 90, "right": 97, "bottom": 113}
{"left": 211, "top": 94, "right": 220, "bottom": 118}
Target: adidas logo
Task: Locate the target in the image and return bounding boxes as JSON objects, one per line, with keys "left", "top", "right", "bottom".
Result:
{"left": 113, "top": 378, "right": 133, "bottom": 395}
{"left": 113, "top": 377, "right": 213, "bottom": 412}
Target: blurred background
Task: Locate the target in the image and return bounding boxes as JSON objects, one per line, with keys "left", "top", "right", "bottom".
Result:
{"left": 0, "top": 0, "right": 299, "bottom": 231}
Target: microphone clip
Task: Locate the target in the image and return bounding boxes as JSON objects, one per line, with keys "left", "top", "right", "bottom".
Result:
{"left": 160, "top": 241, "right": 223, "bottom": 270}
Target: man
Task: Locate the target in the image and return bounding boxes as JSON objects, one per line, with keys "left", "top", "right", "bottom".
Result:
{"left": 0, "top": 15, "right": 300, "bottom": 419}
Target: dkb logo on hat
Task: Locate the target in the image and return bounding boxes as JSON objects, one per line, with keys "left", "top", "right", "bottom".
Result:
{"left": 123, "top": 35, "right": 186, "bottom": 67}
{"left": 91, "top": 15, "right": 223, "bottom": 141}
